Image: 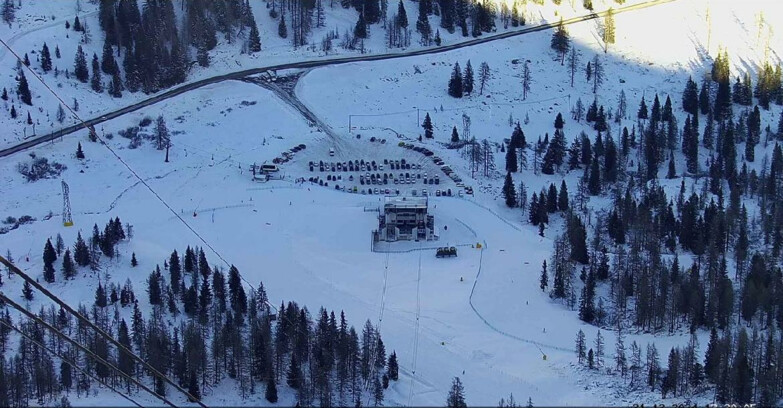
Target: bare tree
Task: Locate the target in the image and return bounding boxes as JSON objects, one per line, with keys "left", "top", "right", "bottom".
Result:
{"left": 521, "top": 61, "right": 532, "bottom": 100}
{"left": 479, "top": 62, "right": 490, "bottom": 95}
{"left": 616, "top": 89, "right": 627, "bottom": 121}
{"left": 592, "top": 55, "right": 604, "bottom": 94}
{"left": 602, "top": 8, "right": 615, "bottom": 53}
{"left": 567, "top": 47, "right": 579, "bottom": 88}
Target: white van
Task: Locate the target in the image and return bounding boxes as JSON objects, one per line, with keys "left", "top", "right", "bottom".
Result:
{"left": 329, "top": 148, "right": 335, "bottom": 156}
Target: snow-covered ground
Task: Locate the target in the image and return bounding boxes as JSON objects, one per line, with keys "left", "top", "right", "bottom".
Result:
{"left": 0, "top": 0, "right": 643, "bottom": 150}
{"left": 0, "top": 77, "right": 698, "bottom": 406}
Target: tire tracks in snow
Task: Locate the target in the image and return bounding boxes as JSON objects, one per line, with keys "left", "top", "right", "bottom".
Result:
{"left": 454, "top": 199, "right": 575, "bottom": 354}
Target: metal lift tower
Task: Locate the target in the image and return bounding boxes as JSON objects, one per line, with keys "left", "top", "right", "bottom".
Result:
{"left": 62, "top": 181, "right": 73, "bottom": 227}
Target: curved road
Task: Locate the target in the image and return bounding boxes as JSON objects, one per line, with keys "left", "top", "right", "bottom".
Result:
{"left": 0, "top": 0, "right": 676, "bottom": 158}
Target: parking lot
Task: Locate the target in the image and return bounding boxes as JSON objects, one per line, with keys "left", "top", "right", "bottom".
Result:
{"left": 266, "top": 134, "right": 474, "bottom": 197}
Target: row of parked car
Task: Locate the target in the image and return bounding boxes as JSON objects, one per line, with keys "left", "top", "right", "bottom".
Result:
{"left": 272, "top": 144, "right": 307, "bottom": 164}
{"left": 413, "top": 188, "right": 461, "bottom": 197}
{"left": 399, "top": 142, "right": 435, "bottom": 157}
{"left": 310, "top": 158, "right": 423, "bottom": 173}
{"left": 398, "top": 142, "right": 462, "bottom": 184}
{"left": 356, "top": 172, "right": 441, "bottom": 186}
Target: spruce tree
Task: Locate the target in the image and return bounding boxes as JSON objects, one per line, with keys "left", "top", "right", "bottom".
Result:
{"left": 448, "top": 62, "right": 463, "bottom": 98}
{"left": 43, "top": 238, "right": 57, "bottom": 283}
{"left": 463, "top": 60, "right": 474, "bottom": 95}
{"left": 446, "top": 377, "right": 467, "bottom": 408}
{"left": 588, "top": 156, "right": 600, "bottom": 195}
{"left": 248, "top": 20, "right": 262, "bottom": 53}
{"left": 503, "top": 172, "right": 517, "bottom": 207}
{"left": 353, "top": 12, "right": 369, "bottom": 41}
{"left": 74, "top": 46, "right": 89, "bottom": 83}
{"left": 396, "top": 0, "right": 408, "bottom": 28}
{"left": 17, "top": 70, "right": 31, "bottom": 105}
{"left": 265, "top": 375, "right": 278, "bottom": 402}
{"left": 451, "top": 126, "right": 459, "bottom": 143}
{"left": 387, "top": 351, "right": 399, "bottom": 380}
{"left": 422, "top": 113, "right": 433, "bottom": 138}
{"left": 40, "top": 43, "right": 52, "bottom": 72}
{"left": 278, "top": 13, "right": 287, "bottom": 38}
{"left": 558, "top": 180, "right": 569, "bottom": 211}
{"left": 505, "top": 144, "right": 518, "bottom": 173}
{"left": 76, "top": 142, "right": 85, "bottom": 159}
{"left": 637, "top": 97, "right": 648, "bottom": 120}
{"left": 550, "top": 19, "right": 570, "bottom": 64}
{"left": 22, "top": 280, "right": 34, "bottom": 301}
{"left": 699, "top": 81, "right": 710, "bottom": 114}
{"left": 101, "top": 41, "right": 115, "bottom": 75}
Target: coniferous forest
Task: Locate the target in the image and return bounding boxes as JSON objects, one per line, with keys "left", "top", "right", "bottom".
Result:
{"left": 0, "top": 219, "right": 396, "bottom": 407}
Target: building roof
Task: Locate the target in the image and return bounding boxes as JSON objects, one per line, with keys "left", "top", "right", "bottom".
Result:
{"left": 384, "top": 196, "right": 428, "bottom": 210}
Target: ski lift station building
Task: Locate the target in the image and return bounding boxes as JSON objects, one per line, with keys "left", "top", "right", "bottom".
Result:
{"left": 376, "top": 196, "right": 436, "bottom": 242}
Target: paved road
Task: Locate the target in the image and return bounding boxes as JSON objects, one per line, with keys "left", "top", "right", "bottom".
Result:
{"left": 0, "top": 0, "right": 676, "bottom": 158}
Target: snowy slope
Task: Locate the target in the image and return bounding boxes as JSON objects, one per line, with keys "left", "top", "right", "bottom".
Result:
{"left": 0, "top": 0, "right": 621, "bottom": 150}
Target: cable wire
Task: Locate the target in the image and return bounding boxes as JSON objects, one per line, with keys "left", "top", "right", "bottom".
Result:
{"left": 0, "top": 292, "right": 178, "bottom": 408}
{"left": 0, "top": 256, "right": 201, "bottom": 407}
{"left": 0, "top": 316, "right": 144, "bottom": 408}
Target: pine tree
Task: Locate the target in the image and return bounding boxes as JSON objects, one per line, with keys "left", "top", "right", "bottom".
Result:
{"left": 422, "top": 113, "right": 434, "bottom": 138}
{"left": 602, "top": 8, "right": 615, "bottom": 52}
{"left": 451, "top": 126, "right": 460, "bottom": 143}
{"left": 503, "top": 172, "right": 517, "bottom": 207}
{"left": 463, "top": 60, "right": 474, "bottom": 95}
{"left": 287, "top": 355, "right": 301, "bottom": 389}
{"left": 43, "top": 238, "right": 57, "bottom": 283}
{"left": 101, "top": 41, "right": 115, "bottom": 75}
{"left": 588, "top": 156, "right": 600, "bottom": 195}
{"left": 22, "top": 280, "right": 33, "bottom": 301}
{"left": 558, "top": 180, "right": 569, "bottom": 211}
{"left": 539, "top": 260, "right": 548, "bottom": 291}
{"left": 396, "top": 0, "right": 408, "bottom": 28}
{"left": 109, "top": 60, "right": 123, "bottom": 98}
{"left": 75, "top": 142, "right": 85, "bottom": 159}
{"left": 278, "top": 13, "right": 288, "bottom": 38}
{"left": 446, "top": 377, "right": 467, "bottom": 408}
{"left": 61, "top": 248, "right": 76, "bottom": 279}
{"left": 16, "top": 70, "right": 31, "bottom": 105}
{"left": 387, "top": 351, "right": 399, "bottom": 380}
{"left": 416, "top": 0, "right": 431, "bottom": 43}
{"left": 265, "top": 375, "right": 278, "bottom": 402}
{"left": 74, "top": 46, "right": 89, "bottom": 83}
{"left": 131, "top": 252, "right": 138, "bottom": 267}
{"left": 587, "top": 348, "right": 595, "bottom": 369}
{"left": 505, "top": 142, "right": 518, "bottom": 173}
{"left": 550, "top": 19, "right": 569, "bottom": 64}
{"left": 448, "top": 62, "right": 463, "bottom": 98}
{"left": 637, "top": 97, "right": 648, "bottom": 120}
{"left": 95, "top": 282, "right": 107, "bottom": 308}
{"left": 248, "top": 20, "right": 262, "bottom": 53}
{"left": 2, "top": 0, "right": 15, "bottom": 25}
{"left": 40, "top": 43, "right": 52, "bottom": 72}
{"left": 699, "top": 81, "right": 710, "bottom": 114}
{"left": 354, "top": 12, "right": 367, "bottom": 39}
{"left": 575, "top": 329, "right": 586, "bottom": 364}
